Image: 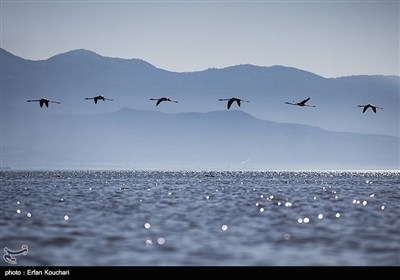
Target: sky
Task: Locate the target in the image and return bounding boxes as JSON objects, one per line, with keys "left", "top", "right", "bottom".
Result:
{"left": 0, "top": 0, "right": 399, "bottom": 78}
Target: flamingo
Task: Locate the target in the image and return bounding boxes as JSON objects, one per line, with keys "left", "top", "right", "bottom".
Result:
{"left": 27, "top": 98, "right": 61, "bottom": 108}
{"left": 149, "top": 97, "right": 178, "bottom": 106}
{"left": 285, "top": 97, "right": 315, "bottom": 107}
{"left": 85, "top": 95, "right": 114, "bottom": 104}
{"left": 358, "top": 103, "right": 383, "bottom": 113}
{"left": 218, "top": 97, "right": 249, "bottom": 110}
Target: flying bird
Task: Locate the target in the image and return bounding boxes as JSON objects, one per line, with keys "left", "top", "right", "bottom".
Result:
{"left": 149, "top": 97, "right": 178, "bottom": 106}
{"left": 85, "top": 95, "right": 114, "bottom": 104}
{"left": 285, "top": 97, "right": 316, "bottom": 107}
{"left": 358, "top": 103, "right": 383, "bottom": 113}
{"left": 218, "top": 97, "right": 249, "bottom": 110}
{"left": 27, "top": 98, "right": 61, "bottom": 108}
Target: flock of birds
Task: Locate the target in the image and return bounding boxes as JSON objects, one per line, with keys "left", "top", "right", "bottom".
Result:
{"left": 26, "top": 95, "right": 383, "bottom": 113}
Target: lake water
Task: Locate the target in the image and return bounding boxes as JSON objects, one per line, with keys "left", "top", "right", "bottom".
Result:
{"left": 0, "top": 170, "right": 399, "bottom": 266}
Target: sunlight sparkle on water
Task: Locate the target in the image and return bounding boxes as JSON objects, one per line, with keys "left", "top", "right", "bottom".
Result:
{"left": 27, "top": 213, "right": 31, "bottom": 218}
{"left": 363, "top": 200, "right": 368, "bottom": 206}
{"left": 157, "top": 238, "right": 166, "bottom": 245}
{"left": 17, "top": 201, "right": 20, "bottom": 205}
{"left": 145, "top": 239, "right": 153, "bottom": 246}
{"left": 3, "top": 170, "right": 396, "bottom": 265}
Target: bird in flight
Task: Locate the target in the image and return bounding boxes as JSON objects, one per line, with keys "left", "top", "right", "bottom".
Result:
{"left": 149, "top": 97, "right": 178, "bottom": 106}
{"left": 27, "top": 98, "right": 61, "bottom": 108}
{"left": 218, "top": 97, "right": 249, "bottom": 110}
{"left": 85, "top": 95, "right": 114, "bottom": 104}
{"left": 358, "top": 103, "right": 383, "bottom": 113}
{"left": 285, "top": 97, "right": 316, "bottom": 107}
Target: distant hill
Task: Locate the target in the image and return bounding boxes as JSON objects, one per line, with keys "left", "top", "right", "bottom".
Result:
{"left": 1, "top": 48, "right": 399, "bottom": 170}
{"left": 1, "top": 108, "right": 398, "bottom": 170}
{"left": 1, "top": 48, "right": 399, "bottom": 137}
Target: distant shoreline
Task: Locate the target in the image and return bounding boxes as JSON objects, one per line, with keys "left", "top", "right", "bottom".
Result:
{"left": 0, "top": 167, "right": 11, "bottom": 170}
{"left": 0, "top": 168, "right": 398, "bottom": 173}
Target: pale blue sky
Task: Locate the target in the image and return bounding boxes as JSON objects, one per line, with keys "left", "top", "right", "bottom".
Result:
{"left": 1, "top": 0, "right": 399, "bottom": 77}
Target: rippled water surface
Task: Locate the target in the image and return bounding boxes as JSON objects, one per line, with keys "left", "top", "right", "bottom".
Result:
{"left": 1, "top": 170, "right": 399, "bottom": 266}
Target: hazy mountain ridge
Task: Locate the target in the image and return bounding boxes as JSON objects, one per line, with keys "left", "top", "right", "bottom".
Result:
{"left": 1, "top": 48, "right": 398, "bottom": 137}
{"left": 1, "top": 48, "right": 399, "bottom": 169}
{"left": 1, "top": 107, "right": 398, "bottom": 170}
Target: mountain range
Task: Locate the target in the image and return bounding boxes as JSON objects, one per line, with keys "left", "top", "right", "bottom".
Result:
{"left": 0, "top": 48, "right": 399, "bottom": 169}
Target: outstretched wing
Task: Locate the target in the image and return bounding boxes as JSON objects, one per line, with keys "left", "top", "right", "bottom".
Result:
{"left": 236, "top": 99, "right": 241, "bottom": 107}
{"left": 299, "top": 97, "right": 310, "bottom": 105}
{"left": 156, "top": 99, "right": 162, "bottom": 106}
{"left": 362, "top": 106, "right": 368, "bottom": 113}
{"left": 372, "top": 106, "right": 377, "bottom": 113}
